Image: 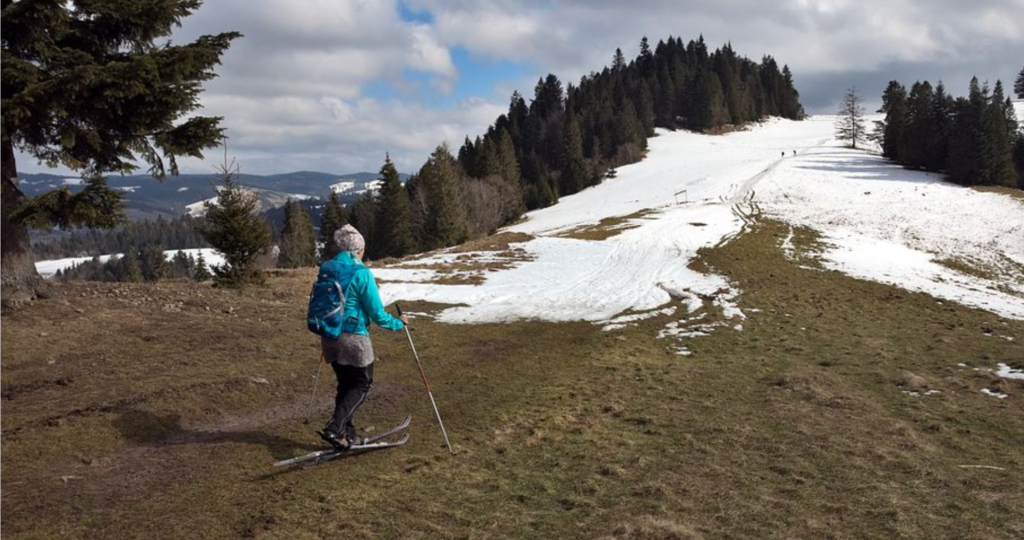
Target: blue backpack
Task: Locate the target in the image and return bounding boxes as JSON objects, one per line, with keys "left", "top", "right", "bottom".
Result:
{"left": 307, "top": 268, "right": 348, "bottom": 338}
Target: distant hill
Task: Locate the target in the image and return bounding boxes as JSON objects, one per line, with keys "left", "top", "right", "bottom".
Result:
{"left": 17, "top": 170, "right": 409, "bottom": 220}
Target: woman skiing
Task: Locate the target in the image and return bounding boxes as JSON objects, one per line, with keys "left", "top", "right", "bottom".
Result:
{"left": 316, "top": 224, "right": 407, "bottom": 450}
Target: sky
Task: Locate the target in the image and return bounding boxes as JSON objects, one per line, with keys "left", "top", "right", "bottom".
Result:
{"left": 16, "top": 0, "right": 1024, "bottom": 177}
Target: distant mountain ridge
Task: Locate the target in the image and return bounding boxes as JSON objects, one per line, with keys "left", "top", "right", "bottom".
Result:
{"left": 17, "top": 170, "right": 409, "bottom": 220}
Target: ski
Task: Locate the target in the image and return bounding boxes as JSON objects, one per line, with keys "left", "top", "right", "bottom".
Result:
{"left": 362, "top": 415, "right": 412, "bottom": 445}
{"left": 272, "top": 415, "right": 412, "bottom": 468}
{"left": 304, "top": 433, "right": 410, "bottom": 468}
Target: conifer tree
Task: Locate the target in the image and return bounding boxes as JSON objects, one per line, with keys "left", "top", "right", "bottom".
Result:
{"left": 375, "top": 155, "right": 415, "bottom": 259}
{"left": 278, "top": 199, "right": 317, "bottom": 268}
{"left": 638, "top": 37, "right": 653, "bottom": 76}
{"left": 874, "top": 81, "right": 908, "bottom": 159}
{"left": 615, "top": 99, "right": 646, "bottom": 150}
{"left": 491, "top": 130, "right": 526, "bottom": 221}
{"left": 635, "top": 82, "right": 656, "bottom": 136}
{"left": 984, "top": 81, "right": 1018, "bottom": 186}
{"left": 613, "top": 48, "right": 627, "bottom": 71}
{"left": 1014, "top": 134, "right": 1024, "bottom": 189}
{"left": 1, "top": 0, "right": 240, "bottom": 297}
{"left": 120, "top": 249, "right": 143, "bottom": 283}
{"left": 457, "top": 136, "right": 479, "bottom": 177}
{"left": 1015, "top": 65, "right": 1024, "bottom": 99}
{"left": 319, "top": 191, "right": 348, "bottom": 261}
{"left": 780, "top": 66, "right": 804, "bottom": 119}
{"left": 927, "top": 82, "right": 953, "bottom": 170}
{"left": 903, "top": 81, "right": 935, "bottom": 168}
{"left": 348, "top": 191, "right": 378, "bottom": 259}
{"left": 947, "top": 78, "right": 989, "bottom": 185}
{"left": 561, "top": 110, "right": 588, "bottom": 195}
{"left": 835, "top": 87, "right": 867, "bottom": 149}
{"left": 419, "top": 145, "right": 469, "bottom": 250}
{"left": 193, "top": 252, "right": 212, "bottom": 282}
{"left": 521, "top": 150, "right": 556, "bottom": 210}
{"left": 199, "top": 161, "right": 271, "bottom": 288}
{"left": 141, "top": 244, "right": 170, "bottom": 281}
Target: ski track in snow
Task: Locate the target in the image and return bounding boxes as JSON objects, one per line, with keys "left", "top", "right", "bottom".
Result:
{"left": 380, "top": 112, "right": 1024, "bottom": 333}
{"left": 379, "top": 117, "right": 835, "bottom": 334}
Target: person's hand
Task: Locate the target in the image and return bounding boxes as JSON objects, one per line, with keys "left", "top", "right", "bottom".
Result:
{"left": 399, "top": 313, "right": 409, "bottom": 325}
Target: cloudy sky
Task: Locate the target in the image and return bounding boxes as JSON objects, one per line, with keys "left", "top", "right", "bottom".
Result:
{"left": 18, "top": 0, "right": 1024, "bottom": 176}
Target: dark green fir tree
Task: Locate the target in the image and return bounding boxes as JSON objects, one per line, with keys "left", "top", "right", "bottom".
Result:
{"left": 561, "top": 110, "right": 587, "bottom": 195}
{"left": 193, "top": 252, "right": 213, "bottom": 282}
{"left": 278, "top": 199, "right": 317, "bottom": 268}
{"left": 140, "top": 244, "right": 170, "bottom": 282}
{"left": 199, "top": 161, "right": 271, "bottom": 288}
{"left": 318, "top": 191, "right": 349, "bottom": 261}
{"left": 1, "top": 0, "right": 239, "bottom": 297}
{"left": 874, "top": 81, "right": 908, "bottom": 159}
{"left": 1015, "top": 65, "right": 1024, "bottom": 99}
{"left": 348, "top": 191, "right": 378, "bottom": 259}
{"left": 419, "top": 145, "right": 469, "bottom": 250}
{"left": 375, "top": 154, "right": 415, "bottom": 259}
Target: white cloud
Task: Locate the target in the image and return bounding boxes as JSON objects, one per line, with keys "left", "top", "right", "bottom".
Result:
{"left": 14, "top": 0, "right": 1023, "bottom": 176}
{"left": 173, "top": 94, "right": 505, "bottom": 176}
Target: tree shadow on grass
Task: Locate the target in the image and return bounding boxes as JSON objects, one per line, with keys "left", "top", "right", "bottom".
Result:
{"left": 112, "top": 408, "right": 321, "bottom": 460}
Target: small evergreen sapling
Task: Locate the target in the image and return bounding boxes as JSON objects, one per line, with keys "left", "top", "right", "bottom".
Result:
{"left": 199, "top": 158, "right": 271, "bottom": 288}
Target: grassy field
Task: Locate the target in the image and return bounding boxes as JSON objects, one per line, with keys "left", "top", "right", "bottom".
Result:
{"left": 2, "top": 220, "right": 1022, "bottom": 539}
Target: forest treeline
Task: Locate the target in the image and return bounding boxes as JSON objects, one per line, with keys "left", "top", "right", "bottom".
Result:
{"left": 33, "top": 214, "right": 208, "bottom": 260}
{"left": 55, "top": 247, "right": 212, "bottom": 283}
{"left": 352, "top": 35, "right": 803, "bottom": 260}
{"left": 874, "top": 74, "right": 1024, "bottom": 189}
{"left": 42, "top": 35, "right": 805, "bottom": 282}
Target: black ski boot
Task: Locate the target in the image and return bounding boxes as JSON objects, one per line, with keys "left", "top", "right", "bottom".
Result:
{"left": 317, "top": 428, "right": 351, "bottom": 451}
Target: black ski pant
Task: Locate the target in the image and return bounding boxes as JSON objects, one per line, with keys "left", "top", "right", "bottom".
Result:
{"left": 326, "top": 362, "right": 373, "bottom": 439}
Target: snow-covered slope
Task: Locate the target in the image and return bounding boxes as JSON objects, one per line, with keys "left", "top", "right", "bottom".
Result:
{"left": 379, "top": 118, "right": 835, "bottom": 328}
{"left": 509, "top": 118, "right": 833, "bottom": 235}
{"left": 758, "top": 143, "right": 1024, "bottom": 319}
{"left": 380, "top": 114, "right": 1024, "bottom": 328}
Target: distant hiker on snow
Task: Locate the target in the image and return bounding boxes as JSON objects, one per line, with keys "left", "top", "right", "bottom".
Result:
{"left": 310, "top": 224, "right": 407, "bottom": 450}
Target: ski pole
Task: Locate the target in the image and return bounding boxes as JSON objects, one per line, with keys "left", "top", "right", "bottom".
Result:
{"left": 303, "top": 352, "right": 325, "bottom": 425}
{"left": 396, "top": 303, "right": 453, "bottom": 454}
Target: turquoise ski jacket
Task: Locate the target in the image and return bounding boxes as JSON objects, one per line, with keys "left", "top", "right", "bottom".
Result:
{"left": 319, "top": 251, "right": 404, "bottom": 337}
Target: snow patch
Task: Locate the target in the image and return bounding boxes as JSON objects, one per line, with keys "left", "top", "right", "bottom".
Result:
{"left": 758, "top": 142, "right": 1024, "bottom": 320}
{"left": 382, "top": 118, "right": 831, "bottom": 329}
{"left": 35, "top": 255, "right": 116, "bottom": 277}
{"left": 980, "top": 388, "right": 1009, "bottom": 399}
{"left": 186, "top": 197, "right": 218, "bottom": 217}
{"left": 374, "top": 268, "right": 439, "bottom": 283}
{"left": 163, "top": 248, "right": 224, "bottom": 270}
{"left": 601, "top": 306, "right": 677, "bottom": 331}
{"left": 36, "top": 248, "right": 223, "bottom": 277}
{"left": 996, "top": 363, "right": 1024, "bottom": 380}
{"left": 331, "top": 179, "right": 383, "bottom": 196}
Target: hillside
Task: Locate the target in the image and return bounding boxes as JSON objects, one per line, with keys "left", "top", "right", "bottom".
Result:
{"left": 377, "top": 116, "right": 1023, "bottom": 326}
{"left": 18, "top": 170, "right": 408, "bottom": 220}
{"left": 2, "top": 117, "right": 1022, "bottom": 539}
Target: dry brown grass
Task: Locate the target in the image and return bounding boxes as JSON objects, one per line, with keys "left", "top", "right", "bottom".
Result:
{"left": 2, "top": 220, "right": 1022, "bottom": 539}
{"left": 556, "top": 210, "right": 658, "bottom": 241}
{"left": 972, "top": 185, "right": 1024, "bottom": 201}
